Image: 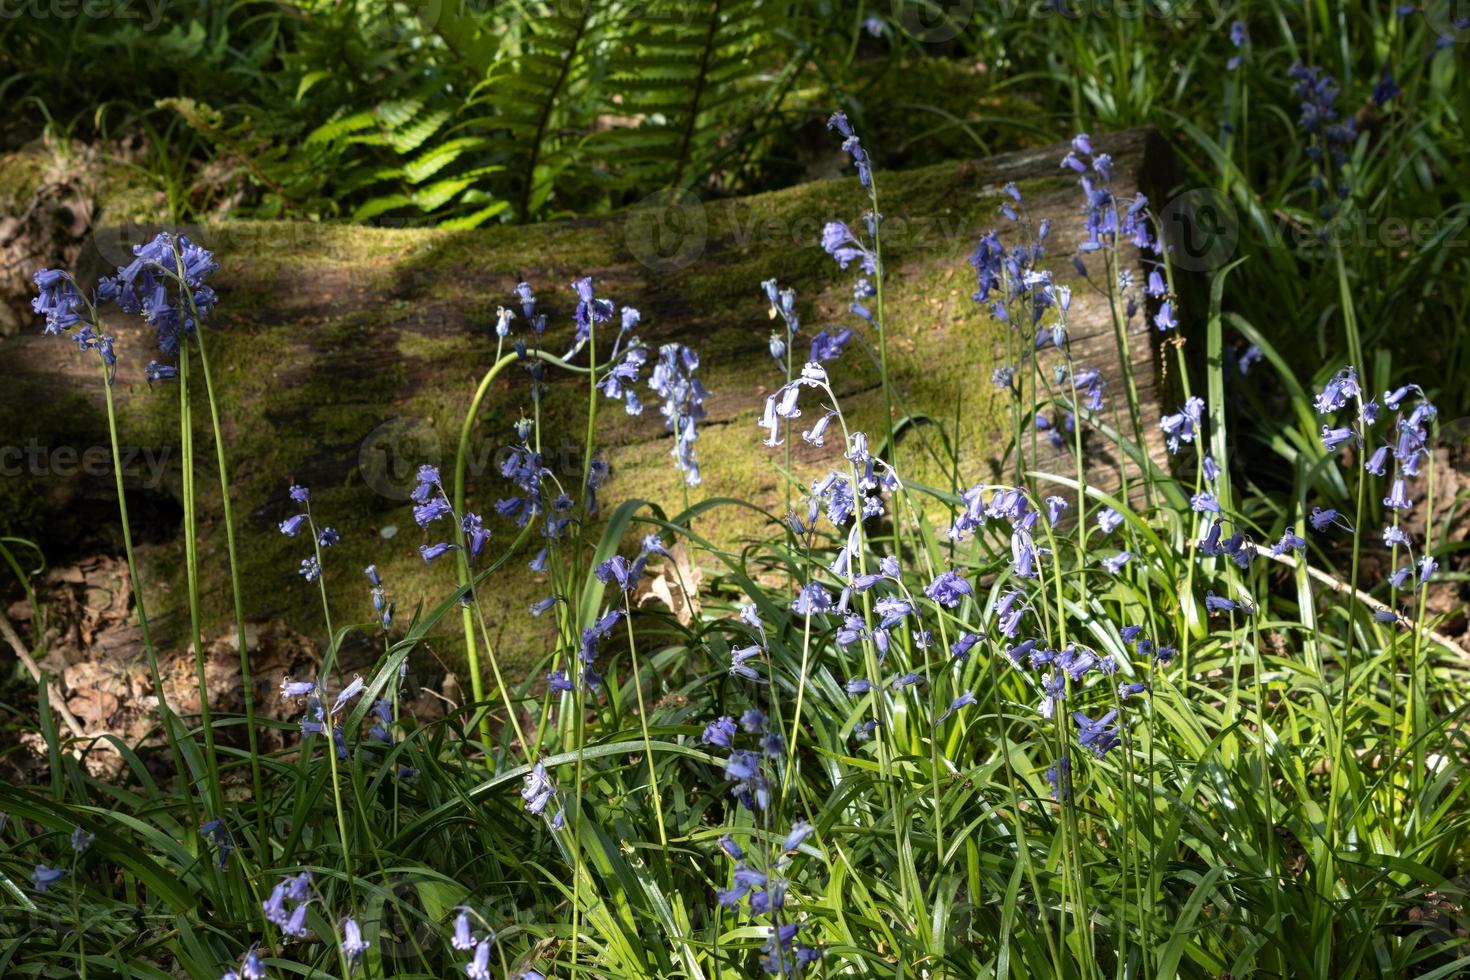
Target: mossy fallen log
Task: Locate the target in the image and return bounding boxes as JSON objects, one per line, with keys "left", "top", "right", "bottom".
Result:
{"left": 0, "top": 128, "right": 1172, "bottom": 672}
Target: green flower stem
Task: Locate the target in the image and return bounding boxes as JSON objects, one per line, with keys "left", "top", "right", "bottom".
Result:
{"left": 176, "top": 332, "right": 225, "bottom": 820}
{"left": 621, "top": 591, "right": 668, "bottom": 848}
{"left": 189, "top": 318, "right": 267, "bottom": 854}
{"left": 452, "top": 347, "right": 591, "bottom": 755}
{"left": 97, "top": 358, "right": 199, "bottom": 826}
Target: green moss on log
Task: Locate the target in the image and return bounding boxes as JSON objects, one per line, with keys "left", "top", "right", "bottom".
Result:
{"left": 2, "top": 130, "right": 1168, "bottom": 678}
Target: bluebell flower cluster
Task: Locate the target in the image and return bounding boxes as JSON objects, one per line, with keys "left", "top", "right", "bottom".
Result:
{"left": 365, "top": 564, "right": 394, "bottom": 630}
{"left": 1289, "top": 62, "right": 1357, "bottom": 170}
{"left": 970, "top": 182, "right": 1055, "bottom": 329}
{"left": 200, "top": 816, "right": 235, "bottom": 867}
{"left": 278, "top": 483, "right": 337, "bottom": 583}
{"left": 546, "top": 606, "right": 623, "bottom": 695}
{"left": 120, "top": 231, "right": 222, "bottom": 368}
{"left": 715, "top": 824, "right": 820, "bottom": 974}
{"left": 826, "top": 110, "right": 871, "bottom": 188}
{"left": 449, "top": 907, "right": 498, "bottom": 979}
{"left": 1313, "top": 367, "right": 1440, "bottom": 601}
{"left": 262, "top": 870, "right": 314, "bottom": 940}
{"left": 31, "top": 233, "right": 224, "bottom": 385}
{"left": 1227, "top": 19, "right": 1249, "bottom": 71}
{"left": 220, "top": 945, "right": 266, "bottom": 980}
{"left": 521, "top": 761, "right": 565, "bottom": 829}
{"left": 649, "top": 343, "right": 708, "bottom": 486}
{"left": 762, "top": 278, "right": 800, "bottom": 363}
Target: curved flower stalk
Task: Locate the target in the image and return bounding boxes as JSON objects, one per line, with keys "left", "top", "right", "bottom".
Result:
{"left": 451, "top": 278, "right": 708, "bottom": 752}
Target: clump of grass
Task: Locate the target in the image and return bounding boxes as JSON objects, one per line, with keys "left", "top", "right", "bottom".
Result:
{"left": 4, "top": 18, "right": 1470, "bottom": 980}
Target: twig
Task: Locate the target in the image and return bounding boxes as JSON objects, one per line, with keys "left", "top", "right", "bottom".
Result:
{"left": 1250, "top": 542, "right": 1468, "bottom": 660}
{"left": 0, "top": 606, "right": 118, "bottom": 750}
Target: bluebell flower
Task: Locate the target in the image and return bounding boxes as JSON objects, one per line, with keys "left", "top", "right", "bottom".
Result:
{"left": 1057, "top": 645, "right": 1096, "bottom": 681}
{"left": 1321, "top": 425, "right": 1356, "bottom": 450}
{"left": 414, "top": 496, "right": 453, "bottom": 527}
{"left": 1309, "top": 506, "right": 1353, "bottom": 533}
{"left": 1191, "top": 492, "right": 1221, "bottom": 514}
{"left": 1227, "top": 19, "right": 1248, "bottom": 70}
{"left": 1159, "top": 396, "right": 1204, "bottom": 453}
{"left": 279, "top": 514, "right": 307, "bottom": 537}
{"left": 1119, "top": 681, "right": 1149, "bottom": 699}
{"left": 1270, "top": 526, "right": 1307, "bottom": 556}
{"left": 1289, "top": 62, "right": 1357, "bottom": 170}
{"left": 924, "top": 569, "right": 972, "bottom": 608}
{"left": 725, "top": 749, "right": 770, "bottom": 812}
{"left": 874, "top": 597, "right": 914, "bottom": 630}
{"left": 31, "top": 864, "right": 65, "bottom": 893}
{"left": 1204, "top": 590, "right": 1252, "bottom": 615}
{"left": 1102, "top": 552, "right": 1132, "bottom": 574}
{"left": 570, "top": 276, "right": 615, "bottom": 348}
{"left": 144, "top": 360, "right": 178, "bottom": 385}
{"left": 647, "top": 343, "right": 707, "bottom": 485}
{"left": 299, "top": 556, "right": 321, "bottom": 582}
{"left": 317, "top": 526, "right": 339, "bottom": 548}
{"left": 1383, "top": 478, "right": 1414, "bottom": 512}
{"left": 1314, "top": 367, "right": 1361, "bottom": 414}
{"left": 783, "top": 821, "right": 815, "bottom": 853}
{"left": 1383, "top": 525, "right": 1411, "bottom": 548}
{"left": 451, "top": 909, "right": 476, "bottom": 950}
{"left": 529, "top": 595, "right": 562, "bottom": 617}
{"left": 935, "top": 691, "right": 976, "bottom": 724}
{"left": 595, "top": 554, "right": 647, "bottom": 592}
{"left": 1010, "top": 527, "right": 1041, "bottom": 580}
{"left": 1073, "top": 709, "right": 1121, "bottom": 757}
{"left": 809, "top": 328, "right": 853, "bottom": 363}
{"left": 70, "top": 827, "right": 94, "bottom": 853}
{"left": 730, "top": 645, "right": 761, "bottom": 681}
{"left": 1418, "top": 554, "right": 1438, "bottom": 586}
{"left": 1154, "top": 300, "right": 1178, "bottom": 332}
{"left": 1096, "top": 507, "right": 1124, "bottom": 534}
{"left": 844, "top": 678, "right": 871, "bottom": 695}
{"left": 820, "top": 221, "right": 877, "bottom": 274}
{"left": 419, "top": 542, "right": 456, "bottom": 563}
{"left": 827, "top": 110, "right": 873, "bottom": 188}
{"left": 792, "top": 582, "right": 833, "bottom": 616}
{"left": 1237, "top": 345, "right": 1263, "bottom": 374}
{"left": 341, "top": 918, "right": 369, "bottom": 970}
{"left": 1045, "top": 755, "right": 1072, "bottom": 801}
{"left": 702, "top": 716, "right": 737, "bottom": 748}
{"left": 281, "top": 678, "right": 315, "bottom": 698}
{"left": 242, "top": 947, "right": 265, "bottom": 980}
{"left": 521, "top": 761, "right": 556, "bottom": 816}
{"left": 466, "top": 937, "right": 493, "bottom": 980}
{"left": 282, "top": 899, "right": 312, "bottom": 939}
